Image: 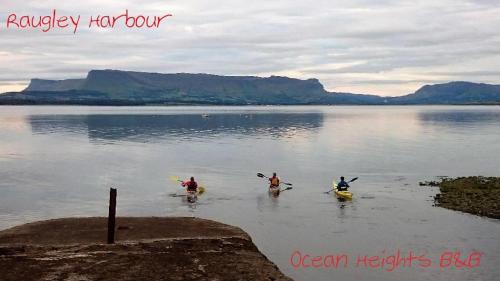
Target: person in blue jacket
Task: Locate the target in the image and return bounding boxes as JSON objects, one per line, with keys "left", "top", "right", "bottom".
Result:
{"left": 336, "top": 176, "right": 350, "bottom": 191}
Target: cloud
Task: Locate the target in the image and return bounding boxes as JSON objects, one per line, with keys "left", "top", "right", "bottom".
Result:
{"left": 0, "top": 0, "right": 499, "bottom": 95}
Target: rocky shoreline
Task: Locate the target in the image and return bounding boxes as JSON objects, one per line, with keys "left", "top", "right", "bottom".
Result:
{"left": 0, "top": 217, "right": 291, "bottom": 281}
{"left": 422, "top": 176, "right": 500, "bottom": 219}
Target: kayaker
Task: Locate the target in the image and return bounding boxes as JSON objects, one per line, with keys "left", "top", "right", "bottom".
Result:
{"left": 336, "top": 176, "right": 350, "bottom": 191}
{"left": 182, "top": 177, "right": 198, "bottom": 193}
{"left": 269, "top": 173, "right": 280, "bottom": 188}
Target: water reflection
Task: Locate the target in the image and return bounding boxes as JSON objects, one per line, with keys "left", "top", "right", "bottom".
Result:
{"left": 29, "top": 113, "right": 323, "bottom": 143}
{"left": 1, "top": 106, "right": 500, "bottom": 281}
{"left": 417, "top": 110, "right": 500, "bottom": 126}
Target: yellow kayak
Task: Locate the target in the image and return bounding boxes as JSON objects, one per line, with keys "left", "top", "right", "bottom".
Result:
{"left": 332, "top": 181, "right": 353, "bottom": 200}
{"left": 334, "top": 190, "right": 353, "bottom": 200}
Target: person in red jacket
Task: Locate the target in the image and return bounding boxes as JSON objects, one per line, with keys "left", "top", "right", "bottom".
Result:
{"left": 182, "top": 177, "right": 198, "bottom": 193}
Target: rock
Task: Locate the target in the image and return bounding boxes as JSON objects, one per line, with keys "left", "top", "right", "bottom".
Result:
{"left": 0, "top": 217, "right": 292, "bottom": 281}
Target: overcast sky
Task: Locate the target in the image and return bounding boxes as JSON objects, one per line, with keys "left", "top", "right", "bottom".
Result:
{"left": 0, "top": 0, "right": 499, "bottom": 96}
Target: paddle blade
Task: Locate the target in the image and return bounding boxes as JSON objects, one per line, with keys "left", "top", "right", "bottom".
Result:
{"left": 257, "top": 173, "right": 266, "bottom": 178}
{"left": 198, "top": 186, "right": 206, "bottom": 195}
{"left": 283, "top": 182, "right": 293, "bottom": 186}
{"left": 349, "top": 177, "right": 359, "bottom": 183}
{"left": 170, "top": 176, "right": 181, "bottom": 183}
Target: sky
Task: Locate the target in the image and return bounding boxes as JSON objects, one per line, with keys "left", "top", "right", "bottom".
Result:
{"left": 0, "top": 0, "right": 499, "bottom": 96}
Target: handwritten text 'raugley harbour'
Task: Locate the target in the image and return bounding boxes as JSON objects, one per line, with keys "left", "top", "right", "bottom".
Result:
{"left": 1, "top": 9, "right": 173, "bottom": 34}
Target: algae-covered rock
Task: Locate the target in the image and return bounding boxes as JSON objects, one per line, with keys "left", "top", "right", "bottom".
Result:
{"left": 432, "top": 177, "right": 500, "bottom": 219}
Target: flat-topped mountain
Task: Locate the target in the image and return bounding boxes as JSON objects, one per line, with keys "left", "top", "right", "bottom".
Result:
{"left": 19, "top": 70, "right": 334, "bottom": 105}
{"left": 25, "top": 78, "right": 85, "bottom": 92}
{"left": 1, "top": 70, "right": 499, "bottom": 105}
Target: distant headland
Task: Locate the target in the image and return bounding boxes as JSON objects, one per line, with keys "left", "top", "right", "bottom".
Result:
{"left": 0, "top": 70, "right": 499, "bottom": 105}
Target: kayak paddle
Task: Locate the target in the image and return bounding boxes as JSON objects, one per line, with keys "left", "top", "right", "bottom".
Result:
{"left": 197, "top": 186, "right": 206, "bottom": 194}
{"left": 170, "top": 175, "right": 182, "bottom": 183}
{"left": 257, "top": 173, "right": 293, "bottom": 186}
{"left": 325, "top": 177, "right": 358, "bottom": 194}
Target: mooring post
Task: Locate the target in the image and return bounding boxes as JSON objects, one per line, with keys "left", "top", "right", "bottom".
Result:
{"left": 107, "top": 188, "right": 117, "bottom": 244}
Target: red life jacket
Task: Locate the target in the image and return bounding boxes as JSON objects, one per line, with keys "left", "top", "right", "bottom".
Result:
{"left": 186, "top": 181, "right": 198, "bottom": 191}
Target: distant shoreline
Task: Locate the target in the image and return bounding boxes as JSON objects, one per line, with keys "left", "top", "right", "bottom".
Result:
{"left": 2, "top": 71, "right": 500, "bottom": 105}
{"left": 1, "top": 103, "right": 500, "bottom": 107}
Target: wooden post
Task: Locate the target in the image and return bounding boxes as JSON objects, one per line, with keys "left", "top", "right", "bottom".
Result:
{"left": 107, "top": 188, "right": 117, "bottom": 244}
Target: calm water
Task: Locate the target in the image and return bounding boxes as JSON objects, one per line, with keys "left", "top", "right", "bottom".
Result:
{"left": 0, "top": 105, "right": 499, "bottom": 281}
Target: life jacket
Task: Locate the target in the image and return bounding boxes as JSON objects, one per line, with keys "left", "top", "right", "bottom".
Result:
{"left": 337, "top": 180, "right": 349, "bottom": 191}
{"left": 270, "top": 177, "right": 280, "bottom": 187}
{"left": 186, "top": 181, "right": 198, "bottom": 191}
